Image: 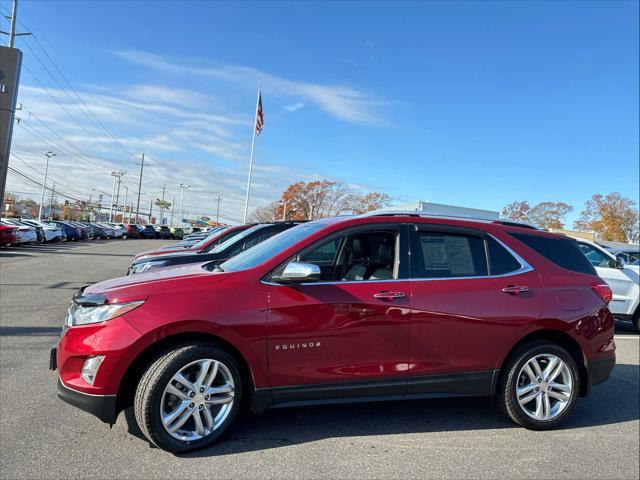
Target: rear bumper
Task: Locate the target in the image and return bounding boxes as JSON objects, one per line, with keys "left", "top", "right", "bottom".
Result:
{"left": 588, "top": 355, "right": 616, "bottom": 390}
{"left": 57, "top": 378, "right": 117, "bottom": 424}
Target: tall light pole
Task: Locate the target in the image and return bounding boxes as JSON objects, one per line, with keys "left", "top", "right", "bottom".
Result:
{"left": 215, "top": 192, "right": 221, "bottom": 226}
{"left": 109, "top": 170, "right": 125, "bottom": 222}
{"left": 38, "top": 151, "right": 55, "bottom": 220}
{"left": 178, "top": 183, "right": 190, "bottom": 227}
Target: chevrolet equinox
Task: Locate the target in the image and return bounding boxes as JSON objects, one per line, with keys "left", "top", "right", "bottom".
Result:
{"left": 51, "top": 213, "right": 616, "bottom": 452}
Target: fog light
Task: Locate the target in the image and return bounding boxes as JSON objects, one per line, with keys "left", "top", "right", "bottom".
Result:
{"left": 81, "top": 355, "right": 105, "bottom": 385}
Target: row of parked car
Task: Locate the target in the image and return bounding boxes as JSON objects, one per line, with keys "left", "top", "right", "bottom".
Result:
{"left": 0, "top": 218, "right": 195, "bottom": 246}
{"left": 52, "top": 212, "right": 634, "bottom": 453}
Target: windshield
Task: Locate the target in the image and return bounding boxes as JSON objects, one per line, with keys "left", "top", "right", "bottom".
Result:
{"left": 209, "top": 225, "right": 265, "bottom": 254}
{"left": 219, "top": 222, "right": 326, "bottom": 272}
{"left": 191, "top": 228, "right": 229, "bottom": 250}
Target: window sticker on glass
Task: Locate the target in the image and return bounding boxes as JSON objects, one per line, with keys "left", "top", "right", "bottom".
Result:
{"left": 420, "top": 235, "right": 475, "bottom": 275}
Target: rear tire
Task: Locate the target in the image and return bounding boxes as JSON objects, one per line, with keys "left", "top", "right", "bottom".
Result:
{"left": 497, "top": 341, "right": 579, "bottom": 430}
{"left": 134, "top": 344, "right": 242, "bottom": 453}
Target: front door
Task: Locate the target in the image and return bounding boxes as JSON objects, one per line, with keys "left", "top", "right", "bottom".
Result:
{"left": 266, "top": 224, "right": 411, "bottom": 403}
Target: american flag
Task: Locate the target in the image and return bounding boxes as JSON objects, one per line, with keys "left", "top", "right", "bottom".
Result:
{"left": 255, "top": 92, "right": 264, "bottom": 135}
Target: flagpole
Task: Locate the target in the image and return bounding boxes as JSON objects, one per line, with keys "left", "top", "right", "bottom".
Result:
{"left": 243, "top": 83, "right": 262, "bottom": 224}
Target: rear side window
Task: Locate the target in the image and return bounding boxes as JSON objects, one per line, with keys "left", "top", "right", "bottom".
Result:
{"left": 486, "top": 237, "right": 522, "bottom": 275}
{"left": 415, "top": 232, "right": 487, "bottom": 278}
{"left": 510, "top": 233, "right": 596, "bottom": 275}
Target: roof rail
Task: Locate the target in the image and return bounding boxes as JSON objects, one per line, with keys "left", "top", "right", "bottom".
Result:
{"left": 492, "top": 220, "right": 538, "bottom": 230}
{"left": 359, "top": 210, "right": 538, "bottom": 229}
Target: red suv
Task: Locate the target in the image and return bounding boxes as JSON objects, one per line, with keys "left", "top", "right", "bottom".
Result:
{"left": 51, "top": 214, "right": 615, "bottom": 452}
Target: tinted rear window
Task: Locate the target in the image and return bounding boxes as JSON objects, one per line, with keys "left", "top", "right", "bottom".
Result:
{"left": 510, "top": 233, "right": 597, "bottom": 275}
{"left": 486, "top": 237, "right": 522, "bottom": 275}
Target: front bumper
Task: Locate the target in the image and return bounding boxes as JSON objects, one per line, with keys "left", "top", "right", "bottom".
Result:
{"left": 57, "top": 378, "right": 117, "bottom": 424}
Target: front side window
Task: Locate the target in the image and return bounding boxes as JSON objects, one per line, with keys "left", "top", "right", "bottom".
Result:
{"left": 284, "top": 229, "right": 398, "bottom": 282}
{"left": 415, "top": 232, "right": 487, "bottom": 278}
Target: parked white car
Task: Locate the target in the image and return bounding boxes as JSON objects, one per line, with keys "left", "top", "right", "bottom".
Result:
{"left": 21, "top": 219, "right": 65, "bottom": 242}
{"left": 0, "top": 219, "right": 38, "bottom": 244}
{"left": 576, "top": 239, "right": 639, "bottom": 330}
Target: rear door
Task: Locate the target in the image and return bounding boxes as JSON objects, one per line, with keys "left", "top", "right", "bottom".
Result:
{"left": 408, "top": 224, "right": 543, "bottom": 395}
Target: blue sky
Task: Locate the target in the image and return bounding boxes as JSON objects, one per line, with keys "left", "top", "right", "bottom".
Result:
{"left": 3, "top": 0, "right": 638, "bottom": 224}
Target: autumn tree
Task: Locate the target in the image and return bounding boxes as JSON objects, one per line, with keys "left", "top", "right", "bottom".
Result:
{"left": 501, "top": 201, "right": 530, "bottom": 222}
{"left": 251, "top": 180, "right": 392, "bottom": 222}
{"left": 250, "top": 201, "right": 280, "bottom": 222}
{"left": 527, "top": 202, "right": 572, "bottom": 230}
{"left": 351, "top": 192, "right": 392, "bottom": 214}
{"left": 574, "top": 193, "right": 639, "bottom": 243}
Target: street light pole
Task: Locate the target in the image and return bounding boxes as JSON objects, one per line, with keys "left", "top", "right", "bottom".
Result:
{"left": 178, "top": 183, "right": 190, "bottom": 227}
{"left": 215, "top": 192, "right": 221, "bottom": 226}
{"left": 38, "top": 151, "right": 55, "bottom": 220}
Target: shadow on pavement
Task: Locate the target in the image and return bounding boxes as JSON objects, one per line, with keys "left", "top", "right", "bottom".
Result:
{"left": 119, "top": 363, "right": 639, "bottom": 457}
{"left": 0, "top": 326, "right": 61, "bottom": 336}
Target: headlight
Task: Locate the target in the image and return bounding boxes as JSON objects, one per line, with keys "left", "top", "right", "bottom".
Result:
{"left": 131, "top": 260, "right": 166, "bottom": 274}
{"left": 67, "top": 301, "right": 144, "bottom": 326}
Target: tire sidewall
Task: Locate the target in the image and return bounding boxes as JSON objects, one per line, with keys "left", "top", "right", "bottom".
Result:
{"left": 143, "top": 346, "right": 242, "bottom": 453}
{"left": 504, "top": 343, "right": 580, "bottom": 429}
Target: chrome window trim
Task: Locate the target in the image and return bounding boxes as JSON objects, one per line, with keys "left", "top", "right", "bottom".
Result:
{"left": 262, "top": 233, "right": 533, "bottom": 286}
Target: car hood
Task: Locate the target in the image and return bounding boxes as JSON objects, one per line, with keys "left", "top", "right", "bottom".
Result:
{"left": 134, "top": 246, "right": 201, "bottom": 260}
{"left": 133, "top": 249, "right": 210, "bottom": 264}
{"left": 84, "top": 262, "right": 230, "bottom": 302}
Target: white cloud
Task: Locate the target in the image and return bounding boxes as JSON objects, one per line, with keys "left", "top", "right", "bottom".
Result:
{"left": 282, "top": 102, "right": 306, "bottom": 113}
{"left": 113, "top": 50, "right": 389, "bottom": 126}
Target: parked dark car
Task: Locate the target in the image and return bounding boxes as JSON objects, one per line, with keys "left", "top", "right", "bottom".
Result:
{"left": 68, "top": 222, "right": 93, "bottom": 240}
{"left": 137, "top": 225, "right": 156, "bottom": 239}
{"left": 169, "top": 227, "right": 184, "bottom": 239}
{"left": 53, "top": 214, "right": 615, "bottom": 453}
{"left": 154, "top": 225, "right": 173, "bottom": 239}
{"left": 52, "top": 221, "right": 82, "bottom": 241}
{"left": 122, "top": 224, "right": 140, "bottom": 239}
{"left": 128, "top": 222, "right": 302, "bottom": 274}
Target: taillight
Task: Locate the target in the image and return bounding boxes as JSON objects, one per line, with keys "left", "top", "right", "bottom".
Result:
{"left": 591, "top": 283, "right": 613, "bottom": 304}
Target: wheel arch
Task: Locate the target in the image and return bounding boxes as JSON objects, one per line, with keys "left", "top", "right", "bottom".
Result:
{"left": 497, "top": 329, "right": 589, "bottom": 397}
{"left": 115, "top": 331, "right": 259, "bottom": 416}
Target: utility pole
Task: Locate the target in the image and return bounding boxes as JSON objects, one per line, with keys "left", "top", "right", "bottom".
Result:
{"left": 98, "top": 193, "right": 103, "bottom": 221}
{"left": 122, "top": 186, "right": 128, "bottom": 223}
{"left": 48, "top": 181, "right": 55, "bottom": 220}
{"left": 148, "top": 199, "right": 153, "bottom": 224}
{"left": 129, "top": 202, "right": 133, "bottom": 224}
{"left": 178, "top": 183, "right": 190, "bottom": 227}
{"left": 169, "top": 195, "right": 175, "bottom": 226}
{"left": 160, "top": 184, "right": 166, "bottom": 225}
{"left": 38, "top": 151, "right": 55, "bottom": 219}
{"left": 109, "top": 170, "right": 125, "bottom": 222}
{"left": 215, "top": 193, "right": 221, "bottom": 226}
{"left": 135, "top": 153, "right": 144, "bottom": 223}
{"left": 8, "top": 0, "right": 19, "bottom": 47}
{"left": 0, "top": 0, "right": 29, "bottom": 207}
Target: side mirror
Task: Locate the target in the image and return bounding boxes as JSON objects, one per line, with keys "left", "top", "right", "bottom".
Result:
{"left": 272, "top": 262, "right": 321, "bottom": 284}
{"left": 615, "top": 257, "right": 626, "bottom": 269}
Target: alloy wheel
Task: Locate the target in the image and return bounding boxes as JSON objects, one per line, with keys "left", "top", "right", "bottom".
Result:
{"left": 516, "top": 353, "right": 573, "bottom": 421}
{"left": 160, "top": 359, "right": 235, "bottom": 441}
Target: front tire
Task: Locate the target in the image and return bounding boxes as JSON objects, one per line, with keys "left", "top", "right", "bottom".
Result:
{"left": 497, "top": 341, "right": 579, "bottom": 430}
{"left": 134, "top": 344, "right": 242, "bottom": 453}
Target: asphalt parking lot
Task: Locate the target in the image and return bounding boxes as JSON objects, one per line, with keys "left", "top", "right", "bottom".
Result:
{"left": 1, "top": 240, "right": 638, "bottom": 479}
